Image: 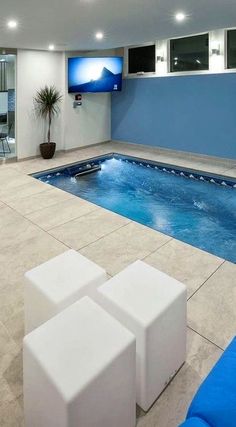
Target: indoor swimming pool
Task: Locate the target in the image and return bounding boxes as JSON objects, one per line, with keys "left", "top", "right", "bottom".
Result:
{"left": 33, "top": 153, "right": 236, "bottom": 263}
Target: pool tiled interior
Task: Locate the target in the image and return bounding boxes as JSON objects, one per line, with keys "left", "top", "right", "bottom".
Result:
{"left": 1, "top": 141, "right": 236, "bottom": 426}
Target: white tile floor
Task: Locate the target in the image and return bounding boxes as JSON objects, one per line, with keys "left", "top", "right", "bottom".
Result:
{"left": 1, "top": 141, "right": 236, "bottom": 426}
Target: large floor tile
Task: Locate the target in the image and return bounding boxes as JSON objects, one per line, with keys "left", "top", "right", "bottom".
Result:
{"left": 188, "top": 261, "right": 236, "bottom": 349}
{"left": 0, "top": 375, "right": 24, "bottom": 426}
{"left": 0, "top": 205, "right": 21, "bottom": 225}
{"left": 26, "top": 197, "right": 98, "bottom": 231}
{"left": 3, "top": 350, "right": 22, "bottom": 400}
{"left": 111, "top": 143, "right": 235, "bottom": 174}
{"left": 49, "top": 208, "right": 130, "bottom": 250}
{"left": 0, "top": 232, "right": 68, "bottom": 287}
{"left": 10, "top": 149, "right": 90, "bottom": 175}
{"left": 0, "top": 165, "right": 19, "bottom": 179}
{"left": 4, "top": 310, "right": 24, "bottom": 349}
{"left": 0, "top": 174, "right": 35, "bottom": 194}
{"left": 0, "top": 281, "right": 24, "bottom": 325}
{"left": 10, "top": 159, "right": 49, "bottom": 175}
{"left": 9, "top": 154, "right": 70, "bottom": 175}
{"left": 222, "top": 167, "right": 236, "bottom": 178}
{"left": 144, "top": 239, "right": 224, "bottom": 298}
{"left": 183, "top": 162, "right": 231, "bottom": 175}
{"left": 0, "top": 376, "right": 16, "bottom": 406}
{"left": 0, "top": 322, "right": 19, "bottom": 377}
{"left": 0, "top": 179, "right": 50, "bottom": 203}
{"left": 80, "top": 221, "right": 171, "bottom": 275}
{"left": 6, "top": 187, "right": 74, "bottom": 215}
{"left": 137, "top": 329, "right": 222, "bottom": 427}
{"left": 0, "top": 214, "right": 44, "bottom": 251}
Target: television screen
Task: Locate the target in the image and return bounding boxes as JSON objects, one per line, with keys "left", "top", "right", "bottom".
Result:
{"left": 68, "top": 57, "right": 123, "bottom": 93}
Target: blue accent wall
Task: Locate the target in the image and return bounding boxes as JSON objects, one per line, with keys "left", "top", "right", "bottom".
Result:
{"left": 111, "top": 73, "right": 236, "bottom": 159}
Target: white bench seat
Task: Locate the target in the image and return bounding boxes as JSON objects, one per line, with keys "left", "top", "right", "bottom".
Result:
{"left": 24, "top": 249, "right": 107, "bottom": 333}
{"left": 94, "top": 260, "right": 187, "bottom": 411}
{"left": 24, "top": 296, "right": 136, "bottom": 427}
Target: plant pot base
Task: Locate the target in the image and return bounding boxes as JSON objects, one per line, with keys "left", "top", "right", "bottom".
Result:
{"left": 40, "top": 143, "right": 56, "bottom": 159}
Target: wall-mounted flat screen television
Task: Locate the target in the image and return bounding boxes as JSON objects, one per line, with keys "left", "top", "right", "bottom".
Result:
{"left": 68, "top": 57, "right": 123, "bottom": 93}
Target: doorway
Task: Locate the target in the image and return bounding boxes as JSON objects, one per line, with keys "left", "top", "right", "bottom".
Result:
{"left": 0, "top": 49, "right": 16, "bottom": 159}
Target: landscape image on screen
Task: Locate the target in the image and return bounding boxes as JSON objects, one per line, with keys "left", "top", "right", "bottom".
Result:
{"left": 68, "top": 57, "right": 123, "bottom": 93}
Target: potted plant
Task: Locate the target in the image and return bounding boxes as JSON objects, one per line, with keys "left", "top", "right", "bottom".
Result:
{"left": 34, "top": 85, "right": 62, "bottom": 159}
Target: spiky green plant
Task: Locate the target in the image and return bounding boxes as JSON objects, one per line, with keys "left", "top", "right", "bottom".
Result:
{"left": 34, "top": 85, "right": 62, "bottom": 143}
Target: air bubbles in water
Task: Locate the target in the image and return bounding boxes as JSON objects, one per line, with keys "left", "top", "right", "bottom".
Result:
{"left": 194, "top": 200, "right": 208, "bottom": 211}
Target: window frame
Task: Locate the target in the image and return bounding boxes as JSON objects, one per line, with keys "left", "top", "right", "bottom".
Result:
{"left": 226, "top": 28, "right": 236, "bottom": 70}
{"left": 126, "top": 41, "right": 157, "bottom": 77}
{"left": 168, "top": 32, "right": 210, "bottom": 74}
{"left": 124, "top": 28, "right": 236, "bottom": 79}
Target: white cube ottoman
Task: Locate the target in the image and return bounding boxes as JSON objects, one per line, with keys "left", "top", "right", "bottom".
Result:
{"left": 94, "top": 260, "right": 187, "bottom": 411}
{"left": 24, "top": 249, "right": 107, "bottom": 334}
{"left": 24, "top": 296, "right": 136, "bottom": 427}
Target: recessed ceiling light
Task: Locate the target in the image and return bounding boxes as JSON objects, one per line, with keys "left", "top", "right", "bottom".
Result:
{"left": 175, "top": 12, "right": 186, "bottom": 22}
{"left": 7, "top": 20, "right": 18, "bottom": 29}
{"left": 48, "top": 44, "right": 55, "bottom": 51}
{"left": 95, "top": 32, "right": 104, "bottom": 40}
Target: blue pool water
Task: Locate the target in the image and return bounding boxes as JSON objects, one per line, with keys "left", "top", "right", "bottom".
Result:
{"left": 34, "top": 154, "right": 236, "bottom": 263}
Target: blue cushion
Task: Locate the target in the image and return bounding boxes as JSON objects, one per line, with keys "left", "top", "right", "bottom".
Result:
{"left": 179, "top": 417, "right": 210, "bottom": 427}
{"left": 186, "top": 337, "right": 236, "bottom": 427}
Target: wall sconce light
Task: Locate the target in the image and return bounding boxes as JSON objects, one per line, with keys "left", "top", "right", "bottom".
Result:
{"left": 211, "top": 41, "right": 220, "bottom": 56}
{"left": 156, "top": 49, "right": 164, "bottom": 62}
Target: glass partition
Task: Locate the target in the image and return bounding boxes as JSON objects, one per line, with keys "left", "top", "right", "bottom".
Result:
{"left": 0, "top": 52, "right": 16, "bottom": 158}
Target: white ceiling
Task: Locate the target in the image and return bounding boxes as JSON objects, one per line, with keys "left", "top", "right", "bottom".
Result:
{"left": 1, "top": 0, "right": 236, "bottom": 51}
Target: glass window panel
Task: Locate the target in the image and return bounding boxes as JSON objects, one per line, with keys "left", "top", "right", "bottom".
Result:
{"left": 128, "top": 45, "right": 156, "bottom": 74}
{"left": 227, "top": 30, "right": 236, "bottom": 69}
{"left": 170, "top": 34, "right": 209, "bottom": 72}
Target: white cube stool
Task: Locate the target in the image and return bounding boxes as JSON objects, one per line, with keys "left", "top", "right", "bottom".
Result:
{"left": 94, "top": 260, "right": 187, "bottom": 411}
{"left": 24, "top": 249, "right": 107, "bottom": 334}
{"left": 24, "top": 296, "right": 136, "bottom": 427}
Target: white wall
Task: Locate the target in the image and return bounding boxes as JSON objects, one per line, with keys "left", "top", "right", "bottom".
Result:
{"left": 64, "top": 90, "right": 111, "bottom": 150}
{"left": 16, "top": 48, "right": 114, "bottom": 159}
{"left": 63, "top": 50, "right": 116, "bottom": 151}
{"left": 16, "top": 50, "right": 65, "bottom": 159}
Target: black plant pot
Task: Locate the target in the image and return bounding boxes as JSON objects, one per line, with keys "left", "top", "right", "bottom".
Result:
{"left": 40, "top": 142, "right": 56, "bottom": 159}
